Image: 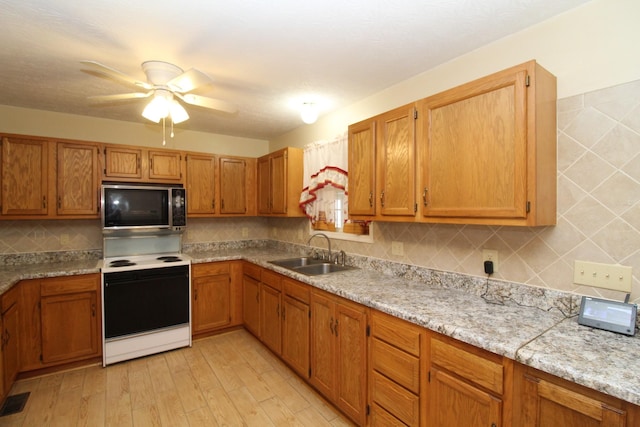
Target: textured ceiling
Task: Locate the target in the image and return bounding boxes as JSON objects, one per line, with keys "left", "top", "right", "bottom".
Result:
{"left": 0, "top": 0, "right": 591, "bottom": 140}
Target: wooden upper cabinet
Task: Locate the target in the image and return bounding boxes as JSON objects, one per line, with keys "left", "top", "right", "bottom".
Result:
{"left": 1, "top": 136, "right": 50, "bottom": 216}
{"left": 103, "top": 146, "right": 142, "bottom": 179}
{"left": 148, "top": 150, "right": 182, "bottom": 181}
{"left": 257, "top": 147, "right": 304, "bottom": 217}
{"left": 348, "top": 104, "right": 417, "bottom": 221}
{"left": 348, "top": 119, "right": 376, "bottom": 216}
{"left": 418, "top": 60, "right": 557, "bottom": 226}
{"left": 378, "top": 104, "right": 417, "bottom": 217}
{"left": 220, "top": 156, "right": 256, "bottom": 215}
{"left": 103, "top": 144, "right": 183, "bottom": 183}
{"left": 186, "top": 153, "right": 216, "bottom": 215}
{"left": 57, "top": 141, "right": 100, "bottom": 216}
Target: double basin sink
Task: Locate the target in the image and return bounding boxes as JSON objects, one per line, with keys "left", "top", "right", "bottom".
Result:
{"left": 269, "top": 256, "right": 357, "bottom": 276}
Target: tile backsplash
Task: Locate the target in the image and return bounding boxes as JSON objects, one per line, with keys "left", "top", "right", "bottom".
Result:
{"left": 1, "top": 79, "right": 639, "bottom": 302}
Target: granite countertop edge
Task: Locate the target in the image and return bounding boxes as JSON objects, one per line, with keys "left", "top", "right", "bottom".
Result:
{"left": 1, "top": 247, "right": 639, "bottom": 407}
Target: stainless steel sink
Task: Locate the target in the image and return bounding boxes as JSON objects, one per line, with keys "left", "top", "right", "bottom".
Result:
{"left": 294, "top": 263, "right": 357, "bottom": 276}
{"left": 269, "top": 257, "right": 323, "bottom": 269}
{"left": 268, "top": 257, "right": 357, "bottom": 275}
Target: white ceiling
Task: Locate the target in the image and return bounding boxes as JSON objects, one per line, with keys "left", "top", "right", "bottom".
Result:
{"left": 0, "top": 0, "right": 591, "bottom": 141}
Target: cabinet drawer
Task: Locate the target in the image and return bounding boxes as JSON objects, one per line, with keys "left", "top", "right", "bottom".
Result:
{"left": 261, "top": 269, "right": 282, "bottom": 290}
{"left": 371, "top": 337, "right": 420, "bottom": 393}
{"left": 283, "top": 278, "right": 309, "bottom": 304}
{"left": 192, "top": 262, "right": 230, "bottom": 277}
{"left": 431, "top": 337, "right": 503, "bottom": 394}
{"left": 371, "top": 310, "right": 422, "bottom": 356}
{"left": 370, "top": 403, "right": 408, "bottom": 427}
{"left": 371, "top": 371, "right": 420, "bottom": 426}
{"left": 41, "top": 274, "right": 100, "bottom": 297}
{"left": 243, "top": 262, "right": 261, "bottom": 281}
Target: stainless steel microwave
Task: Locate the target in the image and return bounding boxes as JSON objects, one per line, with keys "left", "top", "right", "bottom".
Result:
{"left": 101, "top": 183, "right": 186, "bottom": 234}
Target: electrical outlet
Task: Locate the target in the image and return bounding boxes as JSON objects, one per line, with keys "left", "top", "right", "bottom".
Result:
{"left": 482, "top": 249, "right": 499, "bottom": 273}
{"left": 297, "top": 229, "right": 303, "bottom": 240}
{"left": 60, "top": 234, "right": 70, "bottom": 245}
{"left": 391, "top": 241, "right": 404, "bottom": 256}
{"left": 242, "top": 227, "right": 249, "bottom": 237}
{"left": 573, "top": 260, "right": 632, "bottom": 292}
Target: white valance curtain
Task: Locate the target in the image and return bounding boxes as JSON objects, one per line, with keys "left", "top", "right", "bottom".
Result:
{"left": 299, "top": 133, "right": 348, "bottom": 226}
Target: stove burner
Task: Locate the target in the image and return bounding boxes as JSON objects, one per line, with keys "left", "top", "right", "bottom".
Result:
{"left": 109, "top": 260, "right": 136, "bottom": 267}
{"left": 157, "top": 256, "right": 182, "bottom": 263}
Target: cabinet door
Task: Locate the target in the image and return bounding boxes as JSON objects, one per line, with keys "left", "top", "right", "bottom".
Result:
{"left": 270, "top": 151, "right": 287, "bottom": 214}
{"left": 282, "top": 294, "right": 310, "bottom": 378}
{"left": 348, "top": 119, "right": 376, "bottom": 216}
{"left": 257, "top": 156, "right": 271, "bottom": 214}
{"left": 149, "top": 150, "right": 182, "bottom": 181}
{"left": 57, "top": 141, "right": 100, "bottom": 216}
{"left": 186, "top": 153, "right": 216, "bottom": 215}
{"left": 219, "top": 157, "right": 247, "bottom": 214}
{"left": 192, "top": 274, "right": 231, "bottom": 333}
{"left": 104, "top": 146, "right": 142, "bottom": 179}
{"left": 521, "top": 374, "right": 626, "bottom": 427}
{"left": 2, "top": 301, "right": 19, "bottom": 395}
{"left": 310, "top": 292, "right": 336, "bottom": 400}
{"left": 420, "top": 68, "right": 528, "bottom": 220}
{"left": 378, "top": 105, "right": 416, "bottom": 217}
{"left": 335, "top": 301, "right": 368, "bottom": 425}
{"left": 1, "top": 137, "right": 49, "bottom": 215}
{"left": 242, "top": 275, "right": 261, "bottom": 337}
{"left": 260, "top": 284, "right": 282, "bottom": 354}
{"left": 429, "top": 367, "right": 502, "bottom": 427}
{"left": 41, "top": 291, "right": 100, "bottom": 364}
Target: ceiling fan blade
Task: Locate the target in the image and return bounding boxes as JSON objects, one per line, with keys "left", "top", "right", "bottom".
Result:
{"left": 176, "top": 93, "right": 237, "bottom": 114}
{"left": 167, "top": 68, "right": 213, "bottom": 93}
{"left": 87, "top": 92, "right": 152, "bottom": 102}
{"left": 80, "top": 60, "right": 153, "bottom": 90}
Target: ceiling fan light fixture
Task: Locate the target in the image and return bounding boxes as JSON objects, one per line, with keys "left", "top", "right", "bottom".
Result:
{"left": 300, "top": 102, "right": 318, "bottom": 124}
{"left": 169, "top": 101, "right": 189, "bottom": 124}
{"left": 142, "top": 93, "right": 170, "bottom": 123}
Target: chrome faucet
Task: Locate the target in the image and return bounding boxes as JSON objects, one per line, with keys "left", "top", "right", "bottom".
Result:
{"left": 307, "top": 232, "right": 331, "bottom": 261}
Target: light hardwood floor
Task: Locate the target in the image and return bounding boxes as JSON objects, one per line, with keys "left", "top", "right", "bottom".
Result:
{"left": 0, "top": 329, "right": 355, "bottom": 427}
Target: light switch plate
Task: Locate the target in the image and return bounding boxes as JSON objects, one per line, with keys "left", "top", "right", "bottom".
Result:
{"left": 391, "top": 241, "right": 404, "bottom": 256}
{"left": 573, "top": 260, "right": 632, "bottom": 292}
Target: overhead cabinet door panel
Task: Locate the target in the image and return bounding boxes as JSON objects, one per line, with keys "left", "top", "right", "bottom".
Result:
{"left": 421, "top": 69, "right": 528, "bottom": 219}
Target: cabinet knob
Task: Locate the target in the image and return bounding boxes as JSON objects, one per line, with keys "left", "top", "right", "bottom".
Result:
{"left": 380, "top": 191, "right": 385, "bottom": 207}
{"left": 423, "top": 188, "right": 428, "bottom": 206}
{"left": 368, "top": 192, "right": 373, "bottom": 207}
{"left": 42, "top": 196, "right": 47, "bottom": 209}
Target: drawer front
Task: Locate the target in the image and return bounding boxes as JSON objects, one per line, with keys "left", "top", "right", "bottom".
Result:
{"left": 41, "top": 274, "right": 100, "bottom": 296}
{"left": 371, "top": 310, "right": 421, "bottom": 356}
{"left": 192, "top": 262, "right": 230, "bottom": 277}
{"left": 261, "top": 269, "right": 282, "bottom": 290}
{"left": 243, "top": 262, "right": 261, "bottom": 281}
{"left": 371, "top": 371, "right": 420, "bottom": 426}
{"left": 431, "top": 337, "right": 503, "bottom": 394}
{"left": 371, "top": 337, "right": 420, "bottom": 393}
{"left": 283, "top": 278, "right": 309, "bottom": 304}
{"left": 370, "top": 403, "right": 408, "bottom": 427}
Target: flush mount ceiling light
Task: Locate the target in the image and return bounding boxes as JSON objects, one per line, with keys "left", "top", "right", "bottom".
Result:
{"left": 300, "top": 102, "right": 318, "bottom": 124}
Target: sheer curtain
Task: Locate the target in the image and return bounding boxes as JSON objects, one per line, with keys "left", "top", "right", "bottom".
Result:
{"left": 299, "top": 133, "right": 348, "bottom": 229}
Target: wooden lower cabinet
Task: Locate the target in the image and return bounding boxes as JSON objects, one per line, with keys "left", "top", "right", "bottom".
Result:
{"left": 1, "top": 284, "right": 20, "bottom": 399}
{"left": 242, "top": 263, "right": 261, "bottom": 337}
{"left": 515, "top": 364, "right": 633, "bottom": 427}
{"left": 428, "top": 334, "right": 506, "bottom": 427}
{"left": 192, "top": 261, "right": 242, "bottom": 337}
{"left": 369, "top": 310, "right": 426, "bottom": 426}
{"left": 40, "top": 274, "right": 101, "bottom": 365}
{"left": 259, "top": 270, "right": 283, "bottom": 355}
{"left": 310, "top": 289, "right": 368, "bottom": 426}
{"left": 281, "top": 278, "right": 310, "bottom": 378}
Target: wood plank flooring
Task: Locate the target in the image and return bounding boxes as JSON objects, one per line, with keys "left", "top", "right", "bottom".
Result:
{"left": 0, "top": 329, "right": 355, "bottom": 427}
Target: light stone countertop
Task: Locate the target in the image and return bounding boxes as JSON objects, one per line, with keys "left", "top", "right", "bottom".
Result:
{"left": 1, "top": 246, "right": 639, "bottom": 407}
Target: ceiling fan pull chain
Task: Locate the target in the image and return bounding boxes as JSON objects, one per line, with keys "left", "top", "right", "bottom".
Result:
{"left": 162, "top": 116, "right": 166, "bottom": 146}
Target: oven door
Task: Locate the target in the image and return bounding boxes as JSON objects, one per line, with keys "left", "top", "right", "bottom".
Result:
{"left": 103, "top": 265, "right": 190, "bottom": 339}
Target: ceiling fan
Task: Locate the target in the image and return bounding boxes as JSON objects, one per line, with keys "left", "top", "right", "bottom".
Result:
{"left": 80, "top": 60, "right": 237, "bottom": 126}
